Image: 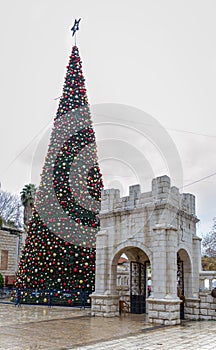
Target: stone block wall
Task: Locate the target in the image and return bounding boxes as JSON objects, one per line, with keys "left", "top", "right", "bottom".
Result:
{"left": 91, "top": 294, "right": 119, "bottom": 317}
{"left": 185, "top": 293, "right": 216, "bottom": 320}
{"left": 0, "top": 229, "right": 20, "bottom": 284}
{"left": 102, "top": 176, "right": 197, "bottom": 220}
{"left": 147, "top": 298, "right": 181, "bottom": 325}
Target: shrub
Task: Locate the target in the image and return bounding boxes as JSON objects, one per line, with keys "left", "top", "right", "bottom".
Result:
{"left": 0, "top": 273, "right": 4, "bottom": 288}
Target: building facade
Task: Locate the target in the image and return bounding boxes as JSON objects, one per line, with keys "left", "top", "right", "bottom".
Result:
{"left": 0, "top": 225, "right": 23, "bottom": 286}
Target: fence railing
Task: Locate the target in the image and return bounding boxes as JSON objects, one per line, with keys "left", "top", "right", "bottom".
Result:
{"left": 199, "top": 271, "right": 216, "bottom": 292}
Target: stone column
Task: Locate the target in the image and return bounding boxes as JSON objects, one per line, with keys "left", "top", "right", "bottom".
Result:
{"left": 147, "top": 224, "right": 181, "bottom": 325}
{"left": 91, "top": 294, "right": 119, "bottom": 317}
{"left": 151, "top": 224, "right": 167, "bottom": 299}
{"left": 147, "top": 298, "right": 181, "bottom": 325}
{"left": 94, "top": 229, "right": 108, "bottom": 294}
{"left": 166, "top": 227, "right": 178, "bottom": 298}
{"left": 91, "top": 229, "right": 119, "bottom": 317}
{"left": 192, "top": 236, "right": 202, "bottom": 298}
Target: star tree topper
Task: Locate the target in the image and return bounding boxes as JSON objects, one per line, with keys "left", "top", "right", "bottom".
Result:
{"left": 71, "top": 18, "right": 81, "bottom": 37}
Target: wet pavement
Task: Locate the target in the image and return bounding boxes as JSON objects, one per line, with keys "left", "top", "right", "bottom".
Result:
{"left": 0, "top": 301, "right": 216, "bottom": 349}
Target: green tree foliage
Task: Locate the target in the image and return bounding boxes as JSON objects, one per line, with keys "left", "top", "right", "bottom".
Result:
{"left": 202, "top": 256, "right": 216, "bottom": 271}
{"left": 20, "top": 184, "right": 37, "bottom": 227}
{"left": 0, "top": 273, "right": 4, "bottom": 288}
{"left": 15, "top": 45, "right": 103, "bottom": 306}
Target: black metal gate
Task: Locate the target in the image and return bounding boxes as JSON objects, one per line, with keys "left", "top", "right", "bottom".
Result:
{"left": 177, "top": 253, "right": 184, "bottom": 319}
{"left": 130, "top": 261, "right": 146, "bottom": 314}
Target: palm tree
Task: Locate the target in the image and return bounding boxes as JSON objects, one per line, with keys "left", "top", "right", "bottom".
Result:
{"left": 20, "top": 184, "right": 37, "bottom": 227}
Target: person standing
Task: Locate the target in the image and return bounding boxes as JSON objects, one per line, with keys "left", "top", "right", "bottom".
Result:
{"left": 48, "top": 290, "right": 53, "bottom": 308}
{"left": 15, "top": 289, "right": 22, "bottom": 307}
{"left": 80, "top": 289, "right": 86, "bottom": 310}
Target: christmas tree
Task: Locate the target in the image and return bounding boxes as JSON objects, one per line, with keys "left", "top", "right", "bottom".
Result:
{"left": 14, "top": 34, "right": 103, "bottom": 306}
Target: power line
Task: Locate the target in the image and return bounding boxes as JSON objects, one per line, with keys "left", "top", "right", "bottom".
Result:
{"left": 166, "top": 127, "right": 216, "bottom": 138}
{"left": 181, "top": 172, "right": 216, "bottom": 189}
{"left": 1, "top": 118, "right": 53, "bottom": 176}
{"left": 101, "top": 115, "right": 216, "bottom": 138}
{"left": 44, "top": 108, "right": 216, "bottom": 138}
{"left": 2, "top": 111, "right": 216, "bottom": 179}
{"left": 103, "top": 172, "right": 216, "bottom": 188}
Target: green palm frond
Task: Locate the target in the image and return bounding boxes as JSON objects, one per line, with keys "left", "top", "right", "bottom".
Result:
{"left": 20, "top": 184, "right": 37, "bottom": 206}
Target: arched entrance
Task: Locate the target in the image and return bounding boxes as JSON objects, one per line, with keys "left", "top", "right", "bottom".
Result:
{"left": 91, "top": 176, "right": 200, "bottom": 325}
{"left": 113, "top": 247, "right": 151, "bottom": 314}
{"left": 177, "top": 249, "right": 193, "bottom": 319}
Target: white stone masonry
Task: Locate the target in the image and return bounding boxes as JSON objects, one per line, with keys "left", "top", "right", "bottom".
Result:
{"left": 91, "top": 175, "right": 200, "bottom": 325}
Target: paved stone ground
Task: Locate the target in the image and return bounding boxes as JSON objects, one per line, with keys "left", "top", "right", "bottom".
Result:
{"left": 0, "top": 302, "right": 216, "bottom": 349}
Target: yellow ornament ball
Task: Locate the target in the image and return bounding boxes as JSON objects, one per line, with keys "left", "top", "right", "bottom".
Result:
{"left": 44, "top": 298, "right": 47, "bottom": 303}
{"left": 80, "top": 280, "right": 83, "bottom": 284}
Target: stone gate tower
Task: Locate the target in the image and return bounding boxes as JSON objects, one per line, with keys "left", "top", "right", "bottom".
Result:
{"left": 91, "top": 175, "right": 201, "bottom": 325}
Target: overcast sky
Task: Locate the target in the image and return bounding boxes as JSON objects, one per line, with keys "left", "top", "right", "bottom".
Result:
{"left": 0, "top": 0, "right": 216, "bottom": 236}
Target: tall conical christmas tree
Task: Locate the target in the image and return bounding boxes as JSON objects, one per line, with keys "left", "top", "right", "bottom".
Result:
{"left": 15, "top": 33, "right": 103, "bottom": 306}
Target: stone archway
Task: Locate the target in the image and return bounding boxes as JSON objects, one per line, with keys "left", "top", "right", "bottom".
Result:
{"left": 177, "top": 248, "right": 193, "bottom": 319}
{"left": 112, "top": 246, "right": 151, "bottom": 314}
{"left": 177, "top": 248, "right": 193, "bottom": 298}
{"left": 91, "top": 176, "right": 201, "bottom": 325}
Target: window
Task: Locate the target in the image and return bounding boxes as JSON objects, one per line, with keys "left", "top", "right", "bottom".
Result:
{"left": 1, "top": 250, "right": 8, "bottom": 270}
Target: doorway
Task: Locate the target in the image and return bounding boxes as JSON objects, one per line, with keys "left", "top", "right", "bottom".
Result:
{"left": 130, "top": 261, "right": 147, "bottom": 314}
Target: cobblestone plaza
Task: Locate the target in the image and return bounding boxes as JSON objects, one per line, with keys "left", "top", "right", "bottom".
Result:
{"left": 0, "top": 303, "right": 216, "bottom": 349}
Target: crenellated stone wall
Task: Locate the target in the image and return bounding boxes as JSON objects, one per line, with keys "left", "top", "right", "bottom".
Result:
{"left": 91, "top": 175, "right": 201, "bottom": 325}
